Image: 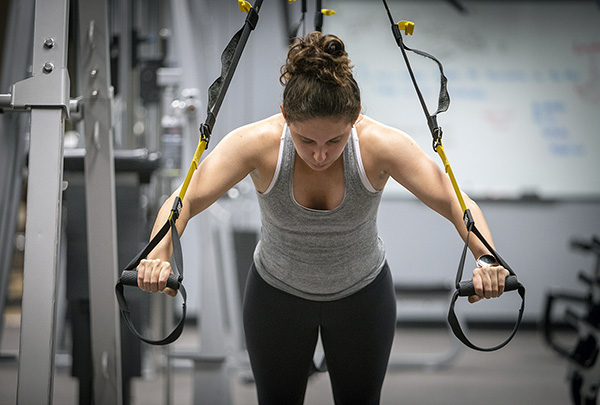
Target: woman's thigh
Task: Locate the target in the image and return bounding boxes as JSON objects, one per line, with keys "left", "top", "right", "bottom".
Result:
{"left": 242, "top": 265, "right": 320, "bottom": 405}
{"left": 320, "top": 265, "right": 397, "bottom": 405}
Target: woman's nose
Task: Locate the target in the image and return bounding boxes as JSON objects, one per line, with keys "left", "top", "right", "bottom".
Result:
{"left": 313, "top": 148, "right": 327, "bottom": 163}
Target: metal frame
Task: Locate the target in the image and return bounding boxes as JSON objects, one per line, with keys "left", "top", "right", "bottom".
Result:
{"left": 78, "top": 0, "right": 123, "bottom": 403}
{"left": 0, "top": 0, "right": 124, "bottom": 403}
{"left": 13, "top": 1, "right": 70, "bottom": 403}
{"left": 0, "top": 0, "right": 34, "bottom": 358}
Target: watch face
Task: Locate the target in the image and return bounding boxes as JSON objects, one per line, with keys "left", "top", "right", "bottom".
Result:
{"left": 478, "top": 254, "right": 497, "bottom": 267}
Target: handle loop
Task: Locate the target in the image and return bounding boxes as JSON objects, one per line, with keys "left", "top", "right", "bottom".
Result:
{"left": 447, "top": 213, "right": 526, "bottom": 351}
{"left": 115, "top": 209, "right": 187, "bottom": 345}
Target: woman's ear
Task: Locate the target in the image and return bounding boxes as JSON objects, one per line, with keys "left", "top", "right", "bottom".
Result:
{"left": 280, "top": 105, "right": 285, "bottom": 117}
{"left": 353, "top": 108, "right": 362, "bottom": 125}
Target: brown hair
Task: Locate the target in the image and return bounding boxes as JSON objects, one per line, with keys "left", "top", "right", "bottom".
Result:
{"left": 280, "top": 32, "right": 361, "bottom": 123}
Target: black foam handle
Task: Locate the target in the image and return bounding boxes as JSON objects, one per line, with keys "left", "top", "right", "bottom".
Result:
{"left": 119, "top": 269, "right": 181, "bottom": 290}
{"left": 457, "top": 275, "right": 519, "bottom": 297}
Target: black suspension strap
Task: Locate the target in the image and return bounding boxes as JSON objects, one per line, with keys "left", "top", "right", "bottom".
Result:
{"left": 314, "top": 0, "right": 336, "bottom": 33}
{"left": 288, "top": 0, "right": 336, "bottom": 38}
{"left": 381, "top": 0, "right": 525, "bottom": 352}
{"left": 115, "top": 0, "right": 263, "bottom": 345}
{"left": 288, "top": 0, "right": 307, "bottom": 39}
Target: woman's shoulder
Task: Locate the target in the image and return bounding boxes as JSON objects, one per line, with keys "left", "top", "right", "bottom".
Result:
{"left": 215, "top": 113, "right": 284, "bottom": 159}
{"left": 354, "top": 115, "right": 428, "bottom": 183}
{"left": 232, "top": 113, "right": 285, "bottom": 144}
{"left": 355, "top": 115, "right": 414, "bottom": 152}
{"left": 213, "top": 114, "right": 284, "bottom": 186}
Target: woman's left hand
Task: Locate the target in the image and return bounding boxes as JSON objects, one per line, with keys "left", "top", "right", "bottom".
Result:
{"left": 469, "top": 265, "right": 511, "bottom": 303}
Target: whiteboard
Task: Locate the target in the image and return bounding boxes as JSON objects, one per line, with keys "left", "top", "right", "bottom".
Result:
{"left": 326, "top": 0, "right": 600, "bottom": 199}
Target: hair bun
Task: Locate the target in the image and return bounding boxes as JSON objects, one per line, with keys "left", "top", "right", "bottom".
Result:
{"left": 280, "top": 32, "right": 353, "bottom": 87}
{"left": 280, "top": 32, "right": 361, "bottom": 122}
{"left": 323, "top": 35, "right": 344, "bottom": 57}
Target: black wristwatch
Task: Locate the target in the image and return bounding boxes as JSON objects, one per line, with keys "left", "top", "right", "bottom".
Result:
{"left": 477, "top": 254, "right": 498, "bottom": 268}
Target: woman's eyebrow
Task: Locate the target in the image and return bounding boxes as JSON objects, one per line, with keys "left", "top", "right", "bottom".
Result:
{"left": 298, "top": 135, "right": 314, "bottom": 142}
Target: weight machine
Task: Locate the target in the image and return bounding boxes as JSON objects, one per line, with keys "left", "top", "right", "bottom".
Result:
{"left": 543, "top": 235, "right": 600, "bottom": 405}
{"left": 1, "top": 0, "right": 123, "bottom": 403}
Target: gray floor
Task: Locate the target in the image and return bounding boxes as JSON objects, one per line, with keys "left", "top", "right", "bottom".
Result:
{"left": 0, "top": 311, "right": 577, "bottom": 405}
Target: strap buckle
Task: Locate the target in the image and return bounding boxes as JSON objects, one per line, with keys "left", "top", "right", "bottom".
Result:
{"left": 245, "top": 4, "right": 259, "bottom": 29}
{"left": 430, "top": 115, "right": 443, "bottom": 152}
{"left": 432, "top": 126, "right": 443, "bottom": 152}
{"left": 170, "top": 196, "right": 182, "bottom": 221}
{"left": 463, "top": 208, "right": 474, "bottom": 230}
{"left": 199, "top": 121, "right": 212, "bottom": 149}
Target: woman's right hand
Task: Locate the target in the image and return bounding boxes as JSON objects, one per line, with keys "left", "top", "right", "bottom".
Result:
{"left": 137, "top": 258, "right": 178, "bottom": 297}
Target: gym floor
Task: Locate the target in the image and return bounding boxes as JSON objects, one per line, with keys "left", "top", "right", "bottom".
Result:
{"left": 1, "top": 312, "right": 574, "bottom": 405}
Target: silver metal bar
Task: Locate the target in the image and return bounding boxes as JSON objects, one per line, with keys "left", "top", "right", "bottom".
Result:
{"left": 17, "top": 108, "right": 66, "bottom": 404}
{"left": 78, "top": 0, "right": 123, "bottom": 403}
{"left": 0, "top": 0, "right": 34, "bottom": 358}
{"left": 116, "top": 0, "right": 134, "bottom": 149}
{"left": 0, "top": 93, "right": 11, "bottom": 107}
{"left": 16, "top": 0, "right": 70, "bottom": 403}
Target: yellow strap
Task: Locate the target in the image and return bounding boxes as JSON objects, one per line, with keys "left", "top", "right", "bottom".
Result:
{"left": 168, "top": 139, "right": 208, "bottom": 221}
{"left": 179, "top": 139, "right": 208, "bottom": 200}
{"left": 321, "top": 9, "right": 336, "bottom": 16}
{"left": 435, "top": 141, "right": 467, "bottom": 213}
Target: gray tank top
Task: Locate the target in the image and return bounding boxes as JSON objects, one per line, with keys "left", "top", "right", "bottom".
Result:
{"left": 253, "top": 124, "right": 386, "bottom": 301}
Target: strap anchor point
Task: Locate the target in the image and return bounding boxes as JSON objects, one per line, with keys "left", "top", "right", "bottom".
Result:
{"left": 397, "top": 20, "right": 415, "bottom": 35}
{"left": 238, "top": 0, "right": 252, "bottom": 13}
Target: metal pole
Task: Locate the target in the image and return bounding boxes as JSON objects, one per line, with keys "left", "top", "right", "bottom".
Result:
{"left": 0, "top": 0, "right": 34, "bottom": 357}
{"left": 117, "top": 0, "right": 134, "bottom": 149}
{"left": 16, "top": 1, "right": 70, "bottom": 402}
{"left": 78, "top": 0, "right": 124, "bottom": 403}
{"left": 18, "top": 108, "right": 66, "bottom": 404}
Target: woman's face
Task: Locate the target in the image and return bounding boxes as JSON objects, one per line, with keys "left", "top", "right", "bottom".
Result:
{"left": 287, "top": 116, "right": 354, "bottom": 172}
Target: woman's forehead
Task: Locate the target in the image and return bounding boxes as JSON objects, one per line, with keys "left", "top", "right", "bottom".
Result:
{"left": 288, "top": 118, "right": 353, "bottom": 140}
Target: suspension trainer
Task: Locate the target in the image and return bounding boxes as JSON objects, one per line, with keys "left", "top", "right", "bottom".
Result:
{"left": 115, "top": 0, "right": 263, "bottom": 345}
{"left": 381, "top": 0, "right": 526, "bottom": 352}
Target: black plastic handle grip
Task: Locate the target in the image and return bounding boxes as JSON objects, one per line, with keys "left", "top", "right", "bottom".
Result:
{"left": 457, "top": 275, "right": 519, "bottom": 297}
{"left": 119, "top": 269, "right": 181, "bottom": 291}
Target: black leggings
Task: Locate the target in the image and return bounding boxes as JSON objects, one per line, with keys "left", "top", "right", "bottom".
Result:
{"left": 242, "top": 263, "right": 397, "bottom": 405}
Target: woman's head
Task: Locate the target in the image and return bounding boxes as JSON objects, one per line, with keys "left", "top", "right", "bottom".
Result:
{"left": 280, "top": 32, "right": 361, "bottom": 124}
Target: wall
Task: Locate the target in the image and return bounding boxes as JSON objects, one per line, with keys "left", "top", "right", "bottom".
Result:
{"left": 326, "top": 0, "right": 600, "bottom": 200}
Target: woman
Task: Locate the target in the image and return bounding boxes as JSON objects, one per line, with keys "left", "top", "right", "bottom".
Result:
{"left": 137, "top": 32, "right": 509, "bottom": 404}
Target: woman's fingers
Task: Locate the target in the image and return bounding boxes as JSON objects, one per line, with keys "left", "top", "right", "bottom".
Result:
{"left": 470, "top": 265, "right": 510, "bottom": 303}
{"left": 137, "top": 259, "right": 173, "bottom": 293}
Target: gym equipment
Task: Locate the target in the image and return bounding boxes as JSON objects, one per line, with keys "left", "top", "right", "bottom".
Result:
{"left": 381, "top": 0, "right": 526, "bottom": 351}
{"left": 543, "top": 236, "right": 600, "bottom": 405}
{"left": 77, "top": 1, "right": 125, "bottom": 402}
{"left": 0, "top": 0, "right": 32, "bottom": 360}
{"left": 0, "top": 0, "right": 124, "bottom": 403}
{"left": 63, "top": 149, "right": 160, "bottom": 404}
